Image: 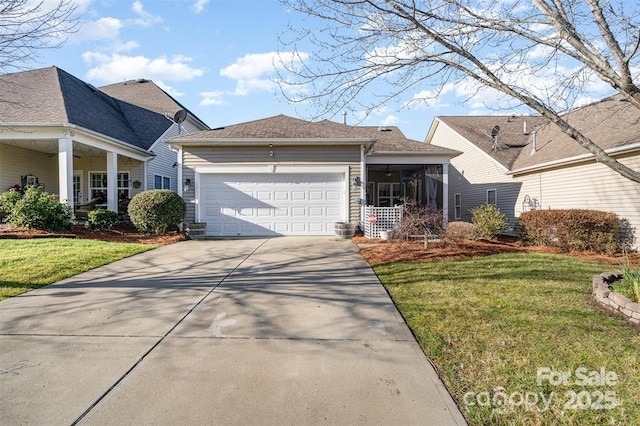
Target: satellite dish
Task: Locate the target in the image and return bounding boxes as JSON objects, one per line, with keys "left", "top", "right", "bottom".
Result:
{"left": 173, "top": 109, "right": 187, "bottom": 124}
{"left": 491, "top": 125, "right": 501, "bottom": 138}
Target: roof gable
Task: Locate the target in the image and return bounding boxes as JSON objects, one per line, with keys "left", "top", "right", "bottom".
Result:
{"left": 171, "top": 114, "right": 459, "bottom": 155}
{"left": 435, "top": 115, "right": 547, "bottom": 169}
{"left": 511, "top": 96, "right": 640, "bottom": 170}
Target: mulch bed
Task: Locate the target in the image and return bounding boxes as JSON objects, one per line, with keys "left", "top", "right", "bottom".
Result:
{"left": 0, "top": 223, "right": 186, "bottom": 245}
{"left": 353, "top": 234, "right": 638, "bottom": 266}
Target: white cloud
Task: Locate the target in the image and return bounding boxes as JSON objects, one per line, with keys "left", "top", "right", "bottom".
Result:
{"left": 220, "top": 51, "right": 309, "bottom": 96}
{"left": 131, "top": 0, "right": 163, "bottom": 27}
{"left": 82, "top": 52, "right": 204, "bottom": 83}
{"left": 191, "top": 0, "right": 210, "bottom": 14}
{"left": 155, "top": 81, "right": 185, "bottom": 98}
{"left": 199, "top": 91, "right": 226, "bottom": 106}
{"left": 71, "top": 17, "right": 122, "bottom": 43}
{"left": 381, "top": 114, "right": 400, "bottom": 126}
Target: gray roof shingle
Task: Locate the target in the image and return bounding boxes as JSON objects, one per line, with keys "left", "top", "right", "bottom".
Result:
{"left": 0, "top": 67, "right": 197, "bottom": 151}
{"left": 437, "top": 96, "right": 640, "bottom": 171}
{"left": 172, "top": 114, "right": 459, "bottom": 155}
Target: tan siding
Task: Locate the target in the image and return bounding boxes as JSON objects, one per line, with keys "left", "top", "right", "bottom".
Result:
{"left": 515, "top": 155, "right": 640, "bottom": 247}
{"left": 429, "top": 123, "right": 520, "bottom": 226}
{"left": 0, "top": 144, "right": 58, "bottom": 192}
{"left": 182, "top": 145, "right": 361, "bottom": 225}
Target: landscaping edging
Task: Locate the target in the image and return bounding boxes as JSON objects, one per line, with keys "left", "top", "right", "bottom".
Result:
{"left": 592, "top": 271, "right": 640, "bottom": 325}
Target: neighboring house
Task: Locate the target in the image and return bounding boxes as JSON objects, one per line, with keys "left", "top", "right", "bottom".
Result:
{"left": 0, "top": 66, "right": 209, "bottom": 214}
{"left": 426, "top": 96, "right": 640, "bottom": 246}
{"left": 167, "top": 115, "right": 460, "bottom": 237}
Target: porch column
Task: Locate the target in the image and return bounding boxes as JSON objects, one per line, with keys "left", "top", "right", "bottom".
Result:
{"left": 442, "top": 163, "right": 449, "bottom": 227}
{"left": 106, "top": 151, "right": 118, "bottom": 211}
{"left": 58, "top": 138, "right": 74, "bottom": 209}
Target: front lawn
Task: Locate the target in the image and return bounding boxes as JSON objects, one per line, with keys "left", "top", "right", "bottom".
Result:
{"left": 375, "top": 252, "right": 640, "bottom": 425}
{"left": 0, "top": 239, "right": 156, "bottom": 300}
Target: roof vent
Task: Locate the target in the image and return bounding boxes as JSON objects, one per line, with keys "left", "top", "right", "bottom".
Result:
{"left": 377, "top": 127, "right": 392, "bottom": 132}
{"left": 136, "top": 78, "right": 149, "bottom": 83}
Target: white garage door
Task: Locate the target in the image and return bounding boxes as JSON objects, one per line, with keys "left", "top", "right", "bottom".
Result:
{"left": 200, "top": 173, "right": 346, "bottom": 236}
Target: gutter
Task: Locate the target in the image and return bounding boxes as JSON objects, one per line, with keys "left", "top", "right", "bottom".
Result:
{"left": 167, "top": 137, "right": 376, "bottom": 146}
{"left": 509, "top": 141, "right": 640, "bottom": 175}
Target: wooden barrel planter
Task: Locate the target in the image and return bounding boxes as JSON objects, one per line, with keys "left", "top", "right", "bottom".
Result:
{"left": 186, "top": 222, "right": 207, "bottom": 240}
{"left": 334, "top": 222, "right": 356, "bottom": 239}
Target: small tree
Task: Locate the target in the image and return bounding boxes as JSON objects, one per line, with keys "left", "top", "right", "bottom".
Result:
{"left": 471, "top": 204, "right": 511, "bottom": 240}
{"left": 399, "top": 198, "right": 443, "bottom": 238}
{"left": 127, "top": 190, "right": 186, "bottom": 235}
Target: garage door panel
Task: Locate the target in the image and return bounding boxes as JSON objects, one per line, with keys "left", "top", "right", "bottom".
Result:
{"left": 201, "top": 173, "right": 345, "bottom": 236}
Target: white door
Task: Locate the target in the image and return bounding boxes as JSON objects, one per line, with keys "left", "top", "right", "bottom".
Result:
{"left": 200, "top": 173, "right": 345, "bottom": 236}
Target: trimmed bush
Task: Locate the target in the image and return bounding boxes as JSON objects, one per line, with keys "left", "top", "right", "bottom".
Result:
{"left": 519, "top": 209, "right": 619, "bottom": 253}
{"left": 127, "top": 190, "right": 186, "bottom": 234}
{"left": 5, "top": 187, "right": 72, "bottom": 231}
{"left": 471, "top": 204, "right": 511, "bottom": 239}
{"left": 0, "top": 189, "right": 22, "bottom": 217}
{"left": 445, "top": 221, "right": 480, "bottom": 240}
{"left": 86, "top": 209, "right": 120, "bottom": 231}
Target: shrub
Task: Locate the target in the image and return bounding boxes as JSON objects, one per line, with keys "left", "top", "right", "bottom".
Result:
{"left": 519, "top": 209, "right": 619, "bottom": 254}
{"left": 127, "top": 190, "right": 186, "bottom": 234}
{"left": 471, "top": 204, "right": 511, "bottom": 239}
{"left": 5, "top": 187, "right": 72, "bottom": 231}
{"left": 86, "top": 209, "right": 120, "bottom": 231}
{"left": 445, "top": 221, "right": 480, "bottom": 240}
{"left": 398, "top": 198, "right": 443, "bottom": 238}
{"left": 0, "top": 189, "right": 22, "bottom": 217}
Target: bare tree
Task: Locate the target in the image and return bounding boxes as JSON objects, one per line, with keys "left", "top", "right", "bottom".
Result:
{"left": 278, "top": 0, "right": 640, "bottom": 183}
{"left": 0, "top": 0, "right": 77, "bottom": 71}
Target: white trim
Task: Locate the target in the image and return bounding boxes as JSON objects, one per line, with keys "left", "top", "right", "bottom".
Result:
{"left": 443, "top": 163, "right": 449, "bottom": 225}
{"left": 177, "top": 147, "right": 183, "bottom": 197}
{"left": 365, "top": 155, "right": 454, "bottom": 165}
{"left": 194, "top": 165, "right": 349, "bottom": 175}
{"left": 58, "top": 138, "right": 74, "bottom": 207}
{"left": 510, "top": 142, "right": 640, "bottom": 175}
{"left": 169, "top": 138, "right": 374, "bottom": 146}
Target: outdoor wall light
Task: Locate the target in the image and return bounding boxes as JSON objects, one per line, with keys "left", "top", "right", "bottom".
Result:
{"left": 184, "top": 178, "right": 192, "bottom": 191}
{"left": 352, "top": 177, "right": 362, "bottom": 187}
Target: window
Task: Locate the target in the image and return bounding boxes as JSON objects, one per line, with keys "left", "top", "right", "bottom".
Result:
{"left": 89, "top": 172, "right": 130, "bottom": 203}
{"left": 487, "top": 189, "right": 497, "bottom": 205}
{"left": 454, "top": 193, "right": 462, "bottom": 220}
{"left": 73, "top": 173, "right": 82, "bottom": 204}
{"left": 154, "top": 174, "right": 171, "bottom": 190}
{"left": 378, "top": 183, "right": 401, "bottom": 207}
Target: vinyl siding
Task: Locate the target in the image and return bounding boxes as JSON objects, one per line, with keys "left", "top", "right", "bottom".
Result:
{"left": 429, "top": 122, "right": 521, "bottom": 226}
{"left": 147, "top": 121, "right": 203, "bottom": 193}
{"left": 182, "top": 145, "right": 361, "bottom": 225}
{"left": 0, "top": 145, "right": 57, "bottom": 192}
{"left": 514, "top": 153, "right": 640, "bottom": 247}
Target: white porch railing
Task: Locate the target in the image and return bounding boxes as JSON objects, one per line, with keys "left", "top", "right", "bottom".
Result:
{"left": 363, "top": 206, "right": 403, "bottom": 238}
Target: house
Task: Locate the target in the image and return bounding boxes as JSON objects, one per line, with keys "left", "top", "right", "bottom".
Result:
{"left": 167, "top": 115, "right": 460, "bottom": 237}
{"left": 426, "top": 96, "right": 640, "bottom": 246}
{"left": 0, "top": 66, "right": 209, "bottom": 215}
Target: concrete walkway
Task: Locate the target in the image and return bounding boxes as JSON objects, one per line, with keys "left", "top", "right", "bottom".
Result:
{"left": 0, "top": 238, "right": 466, "bottom": 425}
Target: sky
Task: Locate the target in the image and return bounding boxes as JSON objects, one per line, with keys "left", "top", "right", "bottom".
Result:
{"left": 23, "top": 0, "right": 619, "bottom": 141}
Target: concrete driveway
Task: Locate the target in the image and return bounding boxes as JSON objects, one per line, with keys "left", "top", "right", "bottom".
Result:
{"left": 0, "top": 237, "right": 466, "bottom": 425}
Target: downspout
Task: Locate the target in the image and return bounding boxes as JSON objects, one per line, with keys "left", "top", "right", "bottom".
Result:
{"left": 360, "top": 145, "right": 366, "bottom": 228}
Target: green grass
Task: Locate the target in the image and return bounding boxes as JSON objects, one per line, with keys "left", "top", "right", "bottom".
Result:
{"left": 375, "top": 252, "right": 640, "bottom": 425}
{"left": 0, "top": 239, "right": 156, "bottom": 300}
